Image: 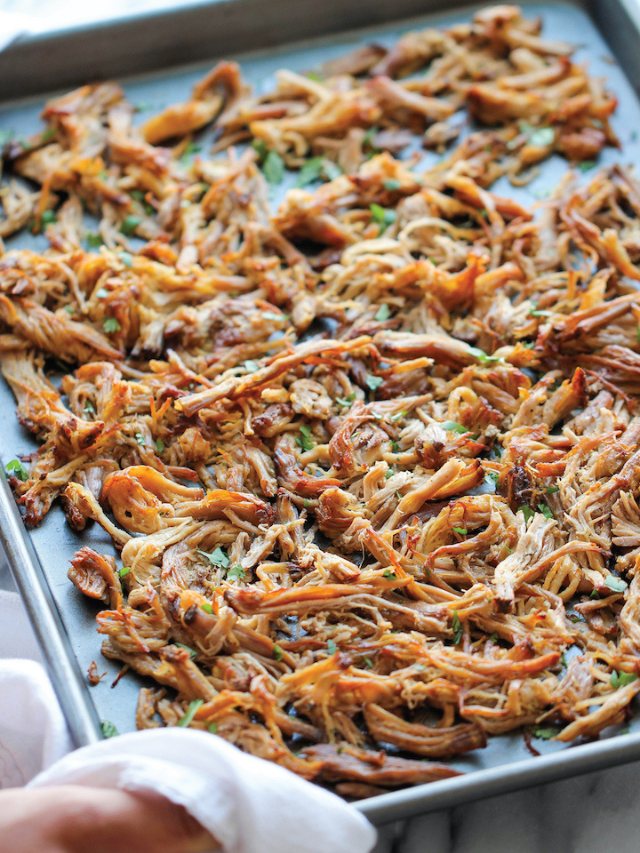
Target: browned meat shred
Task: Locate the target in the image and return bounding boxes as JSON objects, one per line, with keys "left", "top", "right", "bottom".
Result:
{"left": 2, "top": 4, "right": 640, "bottom": 799}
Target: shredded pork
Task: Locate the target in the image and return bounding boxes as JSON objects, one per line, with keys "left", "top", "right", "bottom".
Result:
{"left": 1, "top": 5, "right": 639, "bottom": 797}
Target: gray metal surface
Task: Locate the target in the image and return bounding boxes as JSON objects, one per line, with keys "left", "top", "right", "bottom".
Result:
{"left": 2, "top": 0, "right": 640, "bottom": 823}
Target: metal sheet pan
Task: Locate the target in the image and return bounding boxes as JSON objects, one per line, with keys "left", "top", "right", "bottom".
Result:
{"left": 3, "top": 0, "right": 640, "bottom": 824}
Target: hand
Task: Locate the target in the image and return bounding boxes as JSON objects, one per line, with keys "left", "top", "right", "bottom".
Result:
{"left": 0, "top": 784, "right": 217, "bottom": 853}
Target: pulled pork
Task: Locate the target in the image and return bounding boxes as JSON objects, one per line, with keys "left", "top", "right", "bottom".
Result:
{"left": 1, "top": 4, "right": 639, "bottom": 798}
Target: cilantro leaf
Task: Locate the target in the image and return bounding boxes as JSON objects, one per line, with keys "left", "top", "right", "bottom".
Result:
{"left": 103, "top": 317, "right": 121, "bottom": 333}
{"left": 262, "top": 150, "right": 285, "bottom": 184}
{"left": 175, "top": 642, "right": 197, "bottom": 659}
{"left": 118, "top": 566, "right": 130, "bottom": 578}
{"left": 605, "top": 576, "right": 627, "bottom": 594}
{"left": 383, "top": 569, "right": 397, "bottom": 580}
{"left": 177, "top": 698, "right": 203, "bottom": 727}
{"left": 201, "top": 602, "right": 214, "bottom": 614}
{"left": 273, "top": 644, "right": 284, "bottom": 661}
{"left": 86, "top": 232, "right": 103, "bottom": 248}
{"left": 369, "top": 203, "right": 397, "bottom": 229}
{"left": 327, "top": 639, "right": 337, "bottom": 655}
{"left": 375, "top": 304, "right": 390, "bottom": 321}
{"left": 546, "top": 485, "right": 560, "bottom": 494}
{"left": 452, "top": 527, "right": 467, "bottom": 535}
{"left": 244, "top": 360, "right": 259, "bottom": 373}
{"left": 528, "top": 127, "right": 555, "bottom": 147}
{"left": 227, "top": 565, "right": 246, "bottom": 582}
{"left": 610, "top": 671, "right": 638, "bottom": 689}
{"left": 533, "top": 726, "right": 560, "bottom": 740}
{"left": 537, "top": 503, "right": 554, "bottom": 519}
{"left": 120, "top": 215, "right": 142, "bottom": 237}
{"left": 383, "top": 178, "right": 401, "bottom": 191}
{"left": 155, "top": 439, "right": 164, "bottom": 453}
{"left": 485, "top": 470, "right": 499, "bottom": 487}
{"left": 518, "top": 505, "right": 535, "bottom": 523}
{"left": 365, "top": 374, "right": 383, "bottom": 391}
{"left": 5, "top": 459, "right": 28, "bottom": 481}
{"left": 452, "top": 610, "right": 463, "bottom": 644}
{"left": 198, "top": 547, "right": 230, "bottom": 569}
{"left": 135, "top": 433, "right": 146, "bottom": 446}
{"left": 208, "top": 722, "right": 218, "bottom": 733}
{"left": 40, "top": 209, "right": 56, "bottom": 226}
{"left": 101, "top": 720, "right": 119, "bottom": 738}
{"left": 295, "top": 424, "right": 315, "bottom": 452}
{"left": 442, "top": 421, "right": 467, "bottom": 433}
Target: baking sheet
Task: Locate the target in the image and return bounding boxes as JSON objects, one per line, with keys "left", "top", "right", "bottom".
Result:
{"left": 3, "top": 0, "right": 640, "bottom": 822}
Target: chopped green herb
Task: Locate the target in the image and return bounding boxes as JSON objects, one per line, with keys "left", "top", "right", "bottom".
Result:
{"left": 442, "top": 421, "right": 467, "bottom": 433}
{"left": 120, "top": 251, "right": 133, "bottom": 268}
{"left": 485, "top": 470, "right": 499, "bottom": 487}
{"left": 155, "top": 438, "right": 164, "bottom": 453}
{"left": 375, "top": 303, "right": 390, "bottom": 322}
{"left": 208, "top": 722, "right": 219, "bottom": 734}
{"left": 363, "top": 657, "right": 374, "bottom": 669}
{"left": 322, "top": 160, "right": 342, "bottom": 181}
{"left": 180, "top": 141, "right": 202, "bottom": 164}
{"left": 40, "top": 209, "right": 56, "bottom": 226}
{"left": 198, "top": 546, "right": 230, "bottom": 569}
{"left": 177, "top": 698, "right": 203, "bottom": 727}
{"left": 546, "top": 485, "right": 560, "bottom": 495}
{"left": 86, "top": 232, "right": 103, "bottom": 248}
{"left": 303, "top": 499, "right": 310, "bottom": 508}
{"left": 383, "top": 178, "right": 401, "bottom": 191}
{"left": 528, "top": 127, "right": 555, "bottom": 147}
{"left": 295, "top": 424, "right": 315, "bottom": 452}
{"left": 452, "top": 610, "right": 463, "bottom": 644}
{"left": 227, "top": 565, "right": 246, "bottom": 582}
{"left": 306, "top": 70, "right": 324, "bottom": 81}
{"left": 365, "top": 374, "right": 383, "bottom": 391}
{"left": 101, "top": 720, "right": 119, "bottom": 738}
{"left": 118, "top": 566, "right": 130, "bottom": 578}
{"left": 296, "top": 156, "right": 324, "bottom": 187}
{"left": 244, "top": 360, "right": 259, "bottom": 373}
{"left": 363, "top": 126, "right": 380, "bottom": 151}
{"left": 103, "top": 317, "right": 121, "bottom": 333}
{"left": 64, "top": 305, "right": 74, "bottom": 315}
{"left": 390, "top": 440, "right": 401, "bottom": 452}
{"left": 604, "top": 575, "right": 627, "bottom": 594}
{"left": 537, "top": 503, "right": 554, "bottom": 519}
{"left": 369, "top": 203, "right": 397, "bottom": 229}
{"left": 83, "top": 402, "right": 95, "bottom": 416}
{"left": 273, "top": 644, "right": 284, "bottom": 661}
{"left": 135, "top": 433, "right": 146, "bottom": 447}
{"left": 395, "top": 490, "right": 402, "bottom": 500}
{"left": 518, "top": 505, "right": 535, "bottom": 523}
{"left": 41, "top": 127, "right": 56, "bottom": 143}
{"left": 611, "top": 670, "right": 638, "bottom": 689}
{"left": 383, "top": 569, "right": 397, "bottom": 580}
{"left": 390, "top": 410, "right": 406, "bottom": 422}
{"left": 327, "top": 639, "right": 337, "bottom": 655}
{"left": 530, "top": 307, "right": 553, "bottom": 318}
{"left": 120, "top": 215, "right": 142, "bottom": 237}
{"left": 262, "top": 311, "right": 283, "bottom": 321}
{"left": 336, "top": 397, "right": 353, "bottom": 407}
{"left": 533, "top": 726, "right": 560, "bottom": 740}
{"left": 488, "top": 632, "right": 499, "bottom": 642}
{"left": 252, "top": 138, "right": 268, "bottom": 163}
{"left": 384, "top": 469, "right": 394, "bottom": 479}
{"left": 175, "top": 642, "right": 197, "bottom": 659}
{"left": 452, "top": 527, "right": 467, "bottom": 535}
{"left": 578, "top": 160, "right": 597, "bottom": 173}
{"left": 95, "top": 288, "right": 108, "bottom": 299}
{"left": 5, "top": 459, "right": 28, "bottom": 482}
{"left": 202, "top": 602, "right": 214, "bottom": 614}
{"left": 467, "top": 345, "right": 504, "bottom": 364}
{"left": 589, "top": 589, "right": 600, "bottom": 600}
{"left": 262, "top": 150, "right": 285, "bottom": 184}
{"left": 568, "top": 614, "right": 584, "bottom": 624}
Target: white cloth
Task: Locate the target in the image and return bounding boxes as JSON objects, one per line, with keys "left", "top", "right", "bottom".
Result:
{"left": 0, "top": 589, "right": 376, "bottom": 852}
